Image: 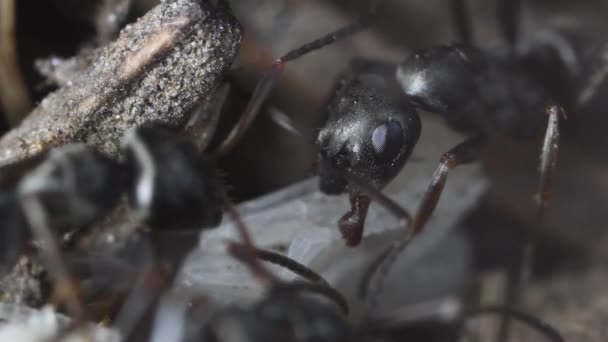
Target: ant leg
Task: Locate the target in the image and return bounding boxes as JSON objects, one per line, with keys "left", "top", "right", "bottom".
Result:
{"left": 498, "top": 104, "right": 562, "bottom": 341}
{"left": 359, "top": 135, "right": 484, "bottom": 303}
{"left": 466, "top": 305, "right": 564, "bottom": 342}
{"left": 450, "top": 0, "right": 473, "bottom": 45}
{"left": 219, "top": 193, "right": 279, "bottom": 286}
{"left": 211, "top": 3, "right": 384, "bottom": 158}
{"left": 496, "top": 0, "right": 523, "bottom": 53}
{"left": 19, "top": 196, "right": 83, "bottom": 318}
{"left": 184, "top": 82, "right": 231, "bottom": 151}
{"left": 576, "top": 42, "right": 608, "bottom": 110}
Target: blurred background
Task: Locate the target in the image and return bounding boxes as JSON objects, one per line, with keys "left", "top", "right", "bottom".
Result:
{"left": 2, "top": 0, "right": 608, "bottom": 340}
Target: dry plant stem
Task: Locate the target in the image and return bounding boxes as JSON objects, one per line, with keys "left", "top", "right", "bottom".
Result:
{"left": 0, "top": 0, "right": 31, "bottom": 126}
{"left": 0, "top": 0, "right": 242, "bottom": 166}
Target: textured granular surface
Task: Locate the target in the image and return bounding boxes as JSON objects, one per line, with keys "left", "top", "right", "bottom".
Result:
{"left": 0, "top": 0, "right": 242, "bottom": 165}
{"left": 512, "top": 266, "right": 608, "bottom": 341}
{"left": 0, "top": 257, "right": 49, "bottom": 308}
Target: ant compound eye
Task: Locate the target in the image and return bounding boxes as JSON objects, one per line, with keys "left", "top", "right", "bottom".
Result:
{"left": 371, "top": 121, "right": 403, "bottom": 162}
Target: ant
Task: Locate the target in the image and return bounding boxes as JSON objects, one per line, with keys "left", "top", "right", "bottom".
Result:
{"left": 0, "top": 124, "right": 354, "bottom": 340}
{"left": 0, "top": 125, "right": 231, "bottom": 316}
{"left": 206, "top": 0, "right": 608, "bottom": 338}
{"left": 0, "top": 122, "right": 301, "bottom": 312}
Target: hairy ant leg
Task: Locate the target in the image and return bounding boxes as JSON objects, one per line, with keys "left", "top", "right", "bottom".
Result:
{"left": 499, "top": 104, "right": 562, "bottom": 339}
{"left": 338, "top": 170, "right": 413, "bottom": 247}
{"left": 184, "top": 82, "right": 231, "bottom": 151}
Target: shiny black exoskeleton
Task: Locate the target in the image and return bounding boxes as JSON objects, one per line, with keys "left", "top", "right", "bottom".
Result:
{"left": 396, "top": 44, "right": 553, "bottom": 137}
{"left": 316, "top": 29, "right": 572, "bottom": 246}
{"left": 0, "top": 126, "right": 224, "bottom": 265}
{"left": 318, "top": 72, "right": 421, "bottom": 196}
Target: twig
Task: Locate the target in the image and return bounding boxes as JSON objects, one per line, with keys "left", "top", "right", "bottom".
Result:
{"left": 0, "top": 0, "right": 31, "bottom": 126}
{"left": 0, "top": 0, "right": 242, "bottom": 166}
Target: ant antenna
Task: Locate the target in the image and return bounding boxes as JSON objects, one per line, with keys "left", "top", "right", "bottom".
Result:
{"left": 466, "top": 305, "right": 564, "bottom": 342}
{"left": 212, "top": 0, "right": 386, "bottom": 157}
{"left": 251, "top": 247, "right": 327, "bottom": 285}
{"left": 227, "top": 243, "right": 349, "bottom": 315}
{"left": 220, "top": 190, "right": 349, "bottom": 313}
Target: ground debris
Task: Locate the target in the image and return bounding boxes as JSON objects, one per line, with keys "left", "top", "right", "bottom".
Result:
{"left": 0, "top": 256, "right": 49, "bottom": 308}
{"left": 0, "top": 0, "right": 242, "bottom": 166}
{"left": 511, "top": 265, "right": 608, "bottom": 341}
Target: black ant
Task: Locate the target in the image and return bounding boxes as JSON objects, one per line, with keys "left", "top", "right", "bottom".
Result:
{"left": 0, "top": 125, "right": 232, "bottom": 316}
{"left": 208, "top": 0, "right": 564, "bottom": 247}
{"left": 203, "top": 0, "right": 608, "bottom": 338}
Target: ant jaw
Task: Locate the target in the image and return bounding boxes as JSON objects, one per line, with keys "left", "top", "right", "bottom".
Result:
{"left": 338, "top": 193, "right": 371, "bottom": 247}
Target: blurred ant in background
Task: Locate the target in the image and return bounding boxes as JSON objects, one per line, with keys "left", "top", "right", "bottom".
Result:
{"left": 0, "top": 123, "right": 350, "bottom": 339}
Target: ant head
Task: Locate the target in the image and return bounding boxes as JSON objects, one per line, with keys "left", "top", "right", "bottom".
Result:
{"left": 396, "top": 44, "right": 484, "bottom": 114}
{"left": 17, "top": 144, "right": 125, "bottom": 228}
{"left": 317, "top": 73, "right": 421, "bottom": 195}
{"left": 121, "top": 126, "right": 223, "bottom": 229}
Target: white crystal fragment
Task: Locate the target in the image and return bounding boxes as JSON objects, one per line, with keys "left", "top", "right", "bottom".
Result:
{"left": 177, "top": 114, "right": 488, "bottom": 318}
{"left": 0, "top": 303, "right": 121, "bottom": 342}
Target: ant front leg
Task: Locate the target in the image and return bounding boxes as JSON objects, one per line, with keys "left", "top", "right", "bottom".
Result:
{"left": 512, "top": 105, "right": 562, "bottom": 302}
{"left": 576, "top": 41, "right": 608, "bottom": 110}
{"left": 412, "top": 134, "right": 485, "bottom": 233}
{"left": 498, "top": 104, "right": 562, "bottom": 342}
{"left": 359, "top": 134, "right": 484, "bottom": 301}
{"left": 338, "top": 171, "right": 413, "bottom": 247}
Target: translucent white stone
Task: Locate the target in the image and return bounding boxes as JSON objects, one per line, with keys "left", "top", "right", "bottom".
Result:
{"left": 177, "top": 114, "right": 488, "bottom": 319}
